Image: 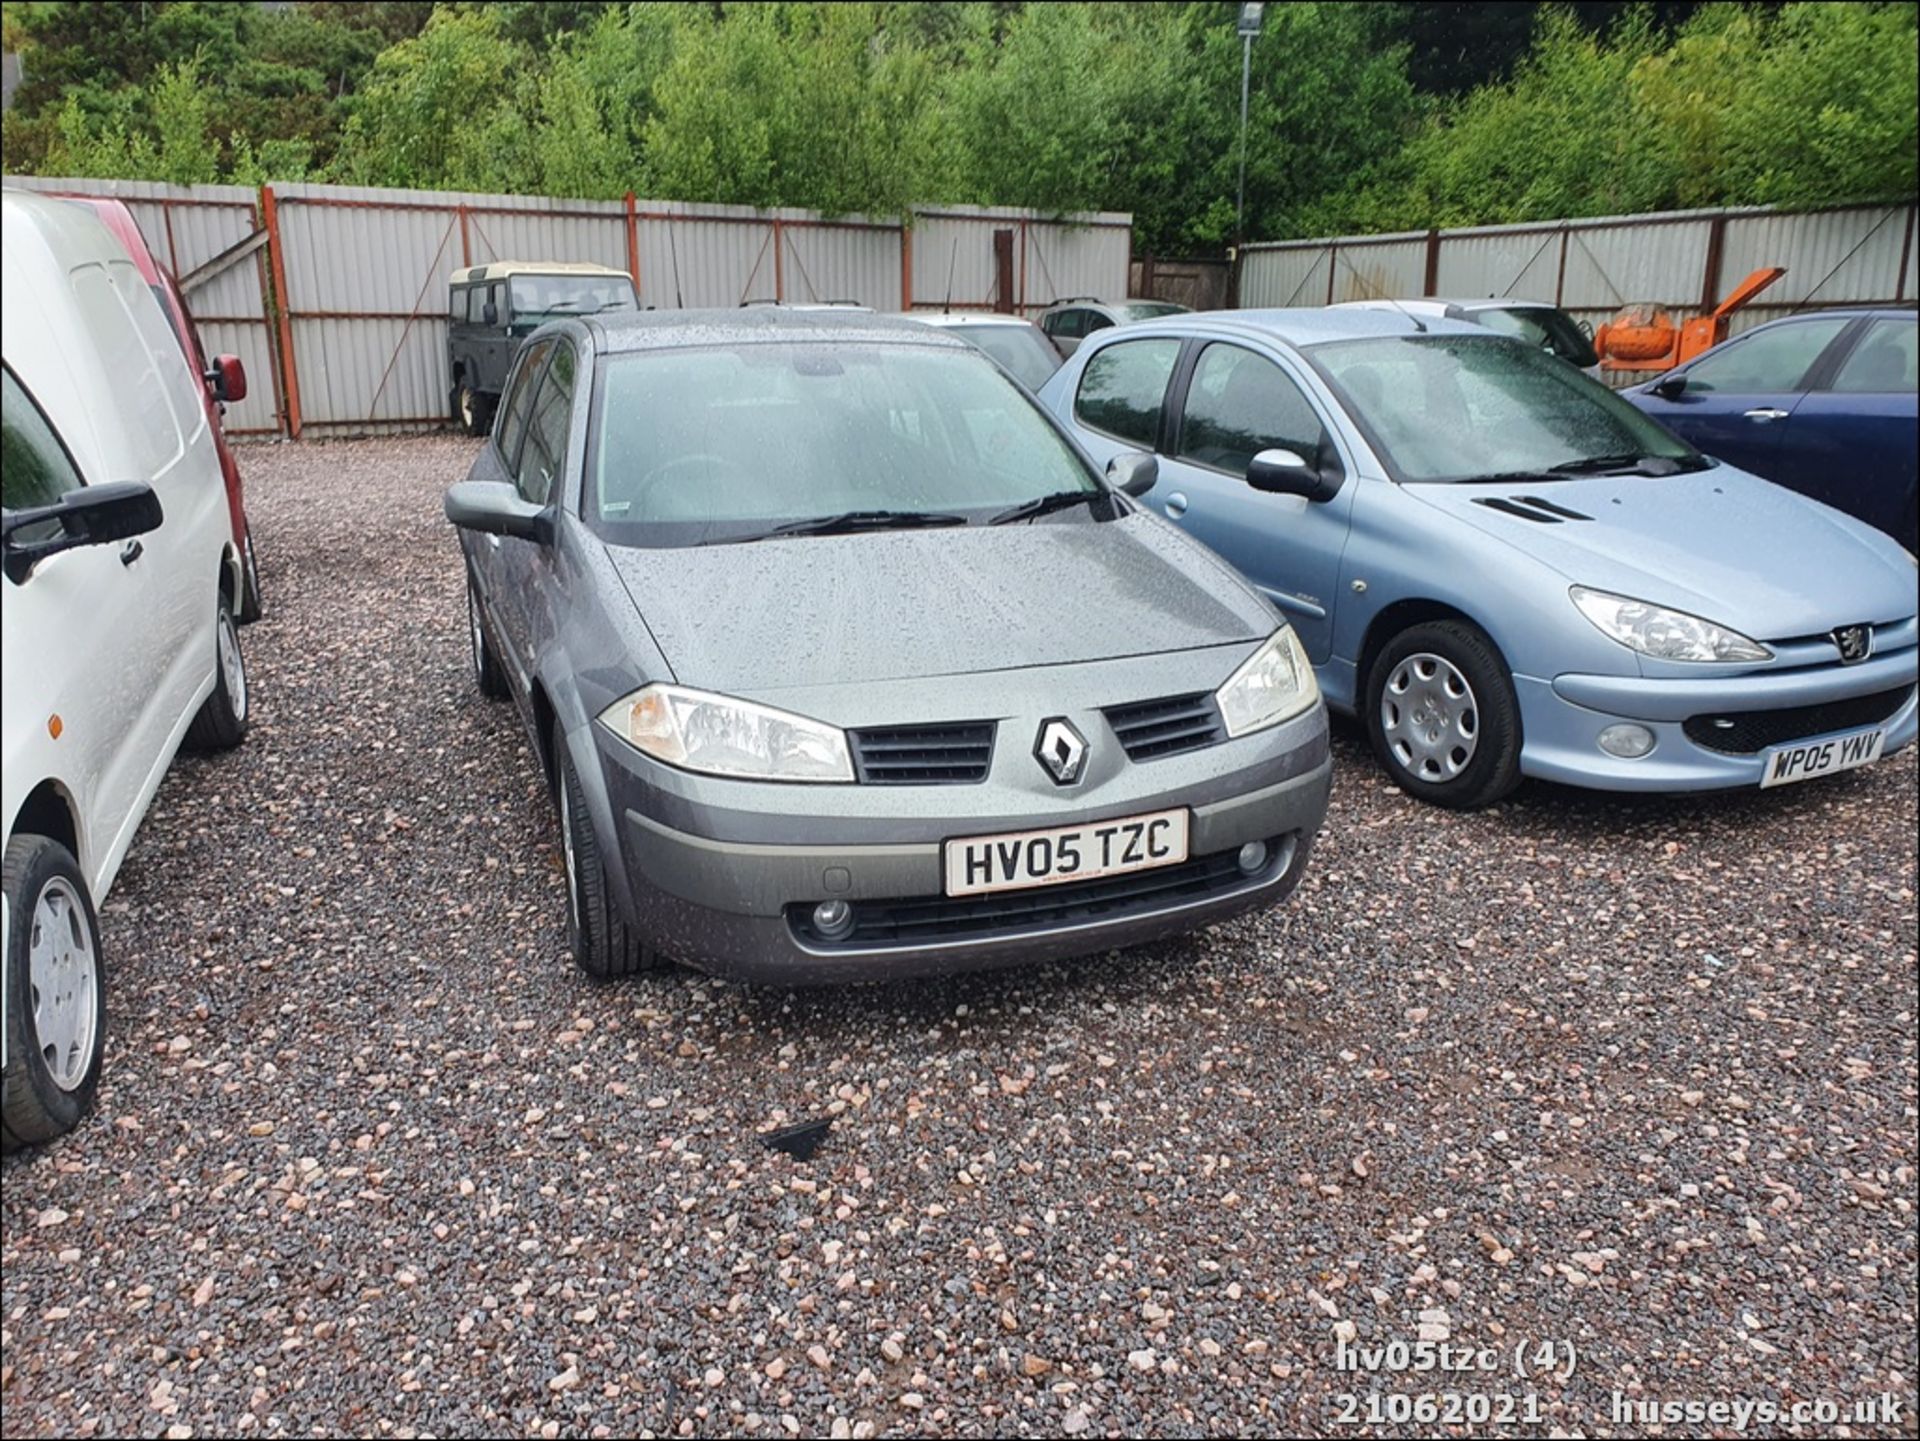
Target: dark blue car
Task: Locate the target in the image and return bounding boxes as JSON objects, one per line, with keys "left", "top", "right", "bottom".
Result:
{"left": 1626, "top": 308, "right": 1917, "bottom": 552}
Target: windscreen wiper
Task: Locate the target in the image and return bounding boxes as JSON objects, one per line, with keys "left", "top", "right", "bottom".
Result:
{"left": 763, "top": 509, "right": 970, "bottom": 539}
{"left": 1548, "top": 453, "right": 1688, "bottom": 476}
{"left": 986, "top": 490, "right": 1101, "bottom": 525}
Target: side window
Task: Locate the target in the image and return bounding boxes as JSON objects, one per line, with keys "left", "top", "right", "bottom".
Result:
{"left": 1829, "top": 317, "right": 1917, "bottom": 394}
{"left": 1177, "top": 344, "right": 1330, "bottom": 476}
{"left": 487, "top": 282, "right": 504, "bottom": 324}
{"left": 449, "top": 285, "right": 466, "bottom": 322}
{"left": 1684, "top": 317, "right": 1849, "bottom": 393}
{"left": 1074, "top": 337, "right": 1180, "bottom": 449}
{"left": 1085, "top": 313, "right": 1115, "bottom": 334}
{"left": 495, "top": 338, "right": 554, "bottom": 462}
{"left": 1051, "top": 309, "right": 1086, "bottom": 340}
{"left": 514, "top": 342, "right": 576, "bottom": 506}
{"left": 2, "top": 369, "right": 87, "bottom": 544}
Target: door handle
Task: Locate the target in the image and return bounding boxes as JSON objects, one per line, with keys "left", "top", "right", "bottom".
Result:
{"left": 1743, "top": 408, "right": 1790, "bottom": 422}
{"left": 1164, "top": 491, "right": 1189, "bottom": 520}
{"left": 486, "top": 533, "right": 501, "bottom": 549}
{"left": 119, "top": 539, "right": 143, "bottom": 566}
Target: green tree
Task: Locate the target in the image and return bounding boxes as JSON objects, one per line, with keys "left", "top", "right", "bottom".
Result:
{"left": 642, "top": 2, "right": 948, "bottom": 216}
{"left": 333, "top": 6, "right": 524, "bottom": 189}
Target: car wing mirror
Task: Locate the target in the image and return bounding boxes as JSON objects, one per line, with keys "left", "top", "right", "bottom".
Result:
{"left": 1105, "top": 451, "right": 1159, "bottom": 497}
{"left": 1651, "top": 373, "right": 1687, "bottom": 399}
{"left": 444, "top": 480, "right": 552, "bottom": 544}
{"left": 482, "top": 302, "right": 499, "bottom": 327}
{"left": 205, "top": 354, "right": 247, "bottom": 404}
{"left": 1246, "top": 447, "right": 1342, "bottom": 502}
{"left": 2, "top": 481, "right": 165, "bottom": 582}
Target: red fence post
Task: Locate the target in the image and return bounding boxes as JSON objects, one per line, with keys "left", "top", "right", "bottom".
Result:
{"left": 773, "top": 216, "right": 785, "bottom": 302}
{"left": 900, "top": 219, "right": 913, "bottom": 310}
{"left": 625, "top": 192, "right": 641, "bottom": 295}
{"left": 1423, "top": 229, "right": 1441, "bottom": 296}
{"left": 261, "top": 185, "right": 303, "bottom": 441}
{"left": 458, "top": 204, "right": 471, "bottom": 268}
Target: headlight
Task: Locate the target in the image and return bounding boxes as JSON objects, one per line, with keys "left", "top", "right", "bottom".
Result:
{"left": 1570, "top": 586, "right": 1770, "bottom": 662}
{"left": 1216, "top": 627, "right": 1320, "bottom": 737}
{"left": 597, "top": 683, "right": 853, "bottom": 782}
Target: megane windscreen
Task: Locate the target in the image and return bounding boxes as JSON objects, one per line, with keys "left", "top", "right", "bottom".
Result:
{"left": 591, "top": 343, "right": 1099, "bottom": 545}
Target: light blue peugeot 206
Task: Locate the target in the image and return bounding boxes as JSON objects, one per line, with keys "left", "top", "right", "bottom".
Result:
{"left": 1037, "top": 308, "right": 1919, "bottom": 808}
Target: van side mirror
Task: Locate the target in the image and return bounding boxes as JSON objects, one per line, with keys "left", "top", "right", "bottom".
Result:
{"left": 205, "top": 354, "right": 247, "bottom": 404}
{"left": 2, "top": 481, "right": 165, "bottom": 582}
{"left": 483, "top": 302, "right": 499, "bottom": 327}
{"left": 1246, "top": 448, "right": 1341, "bottom": 502}
{"left": 1651, "top": 373, "right": 1687, "bottom": 399}
{"left": 1105, "top": 451, "right": 1158, "bottom": 496}
{"left": 444, "top": 480, "right": 551, "bottom": 544}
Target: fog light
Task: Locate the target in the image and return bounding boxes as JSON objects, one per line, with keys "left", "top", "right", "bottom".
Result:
{"left": 1598, "top": 723, "right": 1656, "bottom": 759}
{"left": 811, "top": 899, "right": 855, "bottom": 940}
{"left": 1236, "top": 840, "right": 1268, "bottom": 875}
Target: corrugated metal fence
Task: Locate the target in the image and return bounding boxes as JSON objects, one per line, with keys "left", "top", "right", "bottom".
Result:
{"left": 6, "top": 175, "right": 1131, "bottom": 438}
{"left": 1240, "top": 202, "right": 1917, "bottom": 358}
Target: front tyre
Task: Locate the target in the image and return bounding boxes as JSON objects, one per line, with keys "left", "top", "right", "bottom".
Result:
{"left": 2, "top": 835, "right": 107, "bottom": 1152}
{"left": 456, "top": 379, "right": 492, "bottom": 438}
{"left": 186, "top": 592, "right": 250, "bottom": 751}
{"left": 1365, "top": 619, "right": 1522, "bottom": 810}
{"left": 556, "top": 721, "right": 668, "bottom": 980}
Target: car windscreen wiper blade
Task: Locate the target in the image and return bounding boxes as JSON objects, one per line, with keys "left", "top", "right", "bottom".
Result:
{"left": 1548, "top": 452, "right": 1688, "bottom": 476}
{"left": 762, "top": 509, "right": 971, "bottom": 539}
{"left": 986, "top": 490, "right": 1101, "bottom": 525}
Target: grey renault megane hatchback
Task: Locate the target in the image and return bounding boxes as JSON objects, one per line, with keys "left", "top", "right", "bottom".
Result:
{"left": 445, "top": 309, "right": 1330, "bottom": 983}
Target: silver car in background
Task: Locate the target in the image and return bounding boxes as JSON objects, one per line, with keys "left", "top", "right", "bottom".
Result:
{"left": 1037, "top": 297, "right": 1193, "bottom": 356}
{"left": 895, "top": 311, "right": 1063, "bottom": 392}
{"left": 445, "top": 309, "right": 1330, "bottom": 984}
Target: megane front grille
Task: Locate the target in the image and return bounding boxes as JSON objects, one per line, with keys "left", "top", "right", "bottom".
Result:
{"left": 1103, "top": 692, "right": 1225, "bottom": 761}
{"left": 849, "top": 722, "right": 995, "bottom": 784}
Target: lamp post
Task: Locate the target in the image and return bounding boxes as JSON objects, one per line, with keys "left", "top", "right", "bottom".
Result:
{"left": 1236, "top": 3, "right": 1266, "bottom": 242}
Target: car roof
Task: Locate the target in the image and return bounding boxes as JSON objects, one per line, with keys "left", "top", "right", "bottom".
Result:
{"left": 894, "top": 311, "right": 1039, "bottom": 328}
{"left": 450, "top": 261, "right": 631, "bottom": 284}
{"left": 584, "top": 306, "right": 976, "bottom": 354}
{"left": 1334, "top": 297, "right": 1562, "bottom": 316}
{"left": 1745, "top": 305, "right": 1916, "bottom": 325}
{"left": 1113, "top": 305, "right": 1489, "bottom": 347}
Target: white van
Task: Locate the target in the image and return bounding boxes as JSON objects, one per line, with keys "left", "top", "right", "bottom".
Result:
{"left": 2, "top": 190, "right": 251, "bottom": 1149}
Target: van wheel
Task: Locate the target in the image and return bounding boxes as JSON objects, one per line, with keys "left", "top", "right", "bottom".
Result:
{"left": 556, "top": 721, "right": 668, "bottom": 980}
{"left": 2, "top": 835, "right": 107, "bottom": 1152}
{"left": 186, "top": 593, "right": 250, "bottom": 750}
{"left": 457, "top": 380, "right": 491, "bottom": 437}
{"left": 468, "top": 568, "right": 508, "bottom": 699}
{"left": 1364, "top": 619, "right": 1521, "bottom": 810}
{"left": 238, "top": 532, "right": 264, "bottom": 624}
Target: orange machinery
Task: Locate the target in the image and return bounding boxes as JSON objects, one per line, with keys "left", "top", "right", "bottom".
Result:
{"left": 1594, "top": 266, "right": 1787, "bottom": 372}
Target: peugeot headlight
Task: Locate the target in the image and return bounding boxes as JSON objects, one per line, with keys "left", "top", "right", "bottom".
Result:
{"left": 1570, "top": 586, "right": 1770, "bottom": 663}
{"left": 1216, "top": 627, "right": 1319, "bottom": 737}
{"left": 597, "top": 683, "right": 853, "bottom": 782}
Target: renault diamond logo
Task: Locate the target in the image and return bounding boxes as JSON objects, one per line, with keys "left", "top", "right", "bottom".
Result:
{"left": 1832, "top": 625, "right": 1873, "bottom": 664}
{"left": 1034, "top": 717, "right": 1088, "bottom": 786}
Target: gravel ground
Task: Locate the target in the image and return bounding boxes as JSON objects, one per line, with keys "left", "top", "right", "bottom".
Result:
{"left": 2, "top": 434, "right": 1915, "bottom": 1439}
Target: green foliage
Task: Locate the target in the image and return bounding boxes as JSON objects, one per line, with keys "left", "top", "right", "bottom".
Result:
{"left": 1311, "top": 2, "right": 1918, "bottom": 232}
{"left": 1, "top": 1, "right": 1913, "bottom": 246}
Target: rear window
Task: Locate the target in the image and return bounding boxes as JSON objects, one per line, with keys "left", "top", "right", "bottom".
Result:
{"left": 1475, "top": 305, "right": 1598, "bottom": 370}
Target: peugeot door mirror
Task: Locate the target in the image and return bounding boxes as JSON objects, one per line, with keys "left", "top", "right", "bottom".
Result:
{"left": 205, "top": 354, "right": 247, "bottom": 404}
{"left": 2, "top": 481, "right": 165, "bottom": 581}
{"left": 1246, "top": 447, "right": 1341, "bottom": 502}
{"left": 444, "top": 480, "right": 552, "bottom": 544}
{"left": 1105, "top": 451, "right": 1159, "bottom": 497}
